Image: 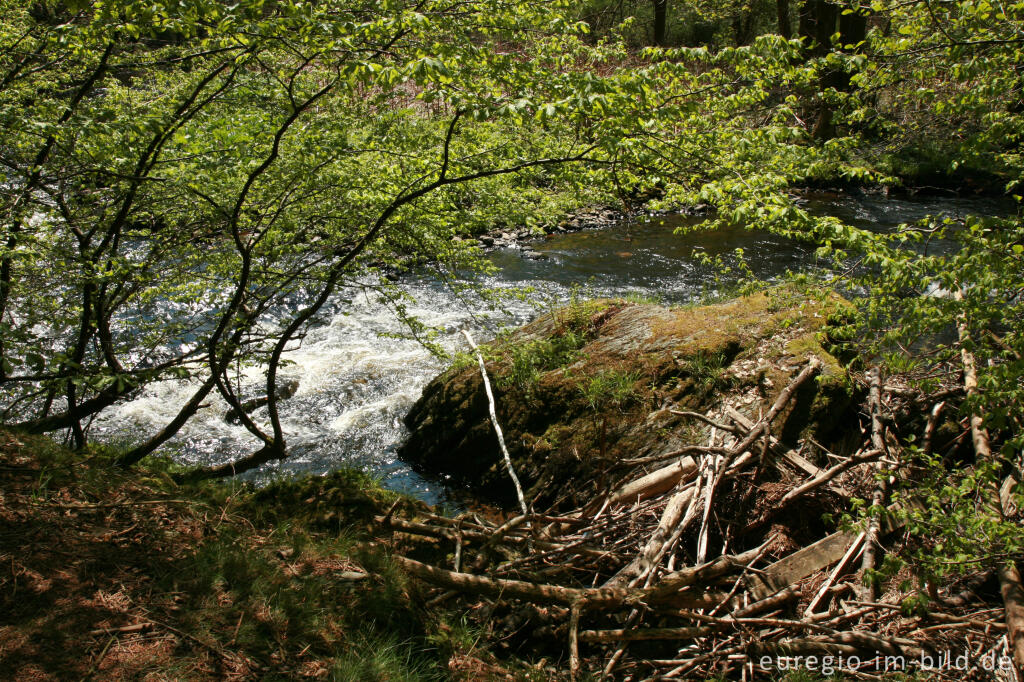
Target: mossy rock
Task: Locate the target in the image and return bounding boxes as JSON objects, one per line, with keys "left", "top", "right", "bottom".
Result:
{"left": 399, "top": 287, "right": 856, "bottom": 508}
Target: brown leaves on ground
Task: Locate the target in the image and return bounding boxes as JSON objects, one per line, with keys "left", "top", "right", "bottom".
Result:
{"left": 0, "top": 431, "right": 240, "bottom": 680}
{"left": 0, "top": 430, "right": 397, "bottom": 681}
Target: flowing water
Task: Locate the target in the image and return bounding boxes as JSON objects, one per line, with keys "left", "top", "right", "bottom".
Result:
{"left": 91, "top": 193, "right": 1013, "bottom": 502}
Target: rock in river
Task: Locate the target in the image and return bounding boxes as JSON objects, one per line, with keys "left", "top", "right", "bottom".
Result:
{"left": 399, "top": 288, "right": 857, "bottom": 508}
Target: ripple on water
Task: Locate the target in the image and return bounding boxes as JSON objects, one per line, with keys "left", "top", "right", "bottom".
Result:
{"left": 90, "top": 196, "right": 1013, "bottom": 502}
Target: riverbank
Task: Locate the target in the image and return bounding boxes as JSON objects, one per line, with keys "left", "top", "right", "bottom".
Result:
{"left": 390, "top": 289, "right": 1014, "bottom": 679}
{"left": 4, "top": 281, "right": 1015, "bottom": 680}
{"left": 400, "top": 286, "right": 855, "bottom": 508}
{"left": 0, "top": 429, "right": 524, "bottom": 680}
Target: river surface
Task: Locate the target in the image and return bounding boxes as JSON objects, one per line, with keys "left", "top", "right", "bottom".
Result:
{"left": 91, "top": 193, "right": 1012, "bottom": 503}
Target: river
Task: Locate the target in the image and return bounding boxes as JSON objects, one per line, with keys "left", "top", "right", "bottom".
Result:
{"left": 91, "top": 193, "right": 1011, "bottom": 503}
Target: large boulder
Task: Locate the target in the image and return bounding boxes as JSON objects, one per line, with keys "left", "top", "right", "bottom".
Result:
{"left": 399, "top": 287, "right": 856, "bottom": 508}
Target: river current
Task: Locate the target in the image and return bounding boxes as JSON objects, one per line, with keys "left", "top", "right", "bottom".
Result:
{"left": 91, "top": 193, "right": 1011, "bottom": 502}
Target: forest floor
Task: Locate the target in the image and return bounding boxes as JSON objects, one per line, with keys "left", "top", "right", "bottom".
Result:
{"left": 0, "top": 428, "right": 535, "bottom": 681}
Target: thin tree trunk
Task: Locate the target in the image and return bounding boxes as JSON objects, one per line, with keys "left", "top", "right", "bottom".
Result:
{"left": 858, "top": 366, "right": 887, "bottom": 601}
{"left": 652, "top": 0, "right": 668, "bottom": 46}
{"left": 462, "top": 330, "right": 529, "bottom": 518}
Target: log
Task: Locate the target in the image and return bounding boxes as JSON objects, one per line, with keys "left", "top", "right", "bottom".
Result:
{"left": 646, "top": 544, "right": 765, "bottom": 604}
{"left": 749, "top": 639, "right": 871, "bottom": 659}
{"left": 606, "top": 485, "right": 697, "bottom": 588}
{"left": 763, "top": 357, "right": 822, "bottom": 425}
{"left": 733, "top": 586, "right": 798, "bottom": 617}
{"left": 378, "top": 516, "right": 588, "bottom": 556}
{"left": 605, "top": 457, "right": 698, "bottom": 508}
{"left": 393, "top": 555, "right": 637, "bottom": 608}
{"left": 580, "top": 615, "right": 912, "bottom": 646}
{"left": 921, "top": 400, "right": 946, "bottom": 457}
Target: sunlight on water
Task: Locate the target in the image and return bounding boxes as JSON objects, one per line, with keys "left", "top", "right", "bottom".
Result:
{"left": 90, "top": 195, "right": 1012, "bottom": 501}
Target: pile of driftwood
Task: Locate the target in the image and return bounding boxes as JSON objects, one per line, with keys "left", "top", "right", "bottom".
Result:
{"left": 384, "top": 346, "right": 1023, "bottom": 680}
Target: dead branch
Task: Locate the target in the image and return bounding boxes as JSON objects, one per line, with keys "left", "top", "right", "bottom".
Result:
{"left": 859, "top": 366, "right": 888, "bottom": 602}
{"left": 392, "top": 555, "right": 637, "bottom": 608}
{"left": 462, "top": 329, "right": 528, "bottom": 518}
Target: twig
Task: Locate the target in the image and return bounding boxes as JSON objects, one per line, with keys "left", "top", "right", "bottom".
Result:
{"left": 669, "top": 410, "right": 741, "bottom": 434}
{"left": 81, "top": 635, "right": 118, "bottom": 682}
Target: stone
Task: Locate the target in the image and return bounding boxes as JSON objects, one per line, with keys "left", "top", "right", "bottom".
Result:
{"left": 399, "top": 288, "right": 855, "bottom": 508}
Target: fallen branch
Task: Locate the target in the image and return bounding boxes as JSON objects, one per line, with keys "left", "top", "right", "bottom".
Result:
{"left": 462, "top": 329, "right": 528, "bottom": 518}
{"left": 859, "top": 366, "right": 888, "bottom": 602}
{"left": 645, "top": 544, "right": 766, "bottom": 604}
{"left": 602, "top": 457, "right": 698, "bottom": 509}
{"left": 606, "top": 484, "right": 697, "bottom": 588}
{"left": 392, "top": 555, "right": 637, "bottom": 608}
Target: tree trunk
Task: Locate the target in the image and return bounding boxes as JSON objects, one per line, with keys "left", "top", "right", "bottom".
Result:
{"left": 777, "top": 0, "right": 792, "bottom": 38}
{"left": 652, "top": 0, "right": 668, "bottom": 46}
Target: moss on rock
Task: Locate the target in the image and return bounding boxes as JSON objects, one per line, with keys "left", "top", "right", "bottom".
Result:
{"left": 399, "top": 286, "right": 857, "bottom": 508}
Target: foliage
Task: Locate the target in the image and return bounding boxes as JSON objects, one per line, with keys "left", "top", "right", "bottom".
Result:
{"left": 633, "top": 0, "right": 1024, "bottom": 578}
{"left": 579, "top": 368, "right": 642, "bottom": 412}
{"left": 2, "top": 0, "right": 1023, "bottom": 587}
{"left": 501, "top": 332, "right": 589, "bottom": 393}
{"left": 0, "top": 0, "right": 628, "bottom": 472}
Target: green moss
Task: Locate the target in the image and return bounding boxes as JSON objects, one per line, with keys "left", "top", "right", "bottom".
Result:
{"left": 785, "top": 334, "right": 845, "bottom": 379}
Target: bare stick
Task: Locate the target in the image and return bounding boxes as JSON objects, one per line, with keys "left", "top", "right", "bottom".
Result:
{"left": 569, "top": 600, "right": 582, "bottom": 681}
{"left": 921, "top": 400, "right": 946, "bottom": 457}
{"left": 645, "top": 544, "right": 766, "bottom": 604}
{"left": 696, "top": 454, "right": 719, "bottom": 564}
{"left": 669, "top": 410, "right": 742, "bottom": 434}
{"left": 724, "top": 357, "right": 822, "bottom": 465}
{"left": 772, "top": 449, "right": 883, "bottom": 511}
{"left": 606, "top": 484, "right": 697, "bottom": 588}
{"left": 859, "top": 366, "right": 888, "bottom": 602}
{"left": 805, "top": 532, "right": 866, "bottom": 617}
{"left": 462, "top": 329, "right": 528, "bottom": 518}
{"left": 392, "top": 555, "right": 637, "bottom": 608}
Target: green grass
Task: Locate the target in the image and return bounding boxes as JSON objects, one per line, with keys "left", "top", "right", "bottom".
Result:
{"left": 331, "top": 631, "right": 442, "bottom": 681}
{"left": 579, "top": 368, "right": 642, "bottom": 411}
{"left": 501, "top": 331, "right": 590, "bottom": 393}
{"left": 680, "top": 349, "right": 731, "bottom": 396}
